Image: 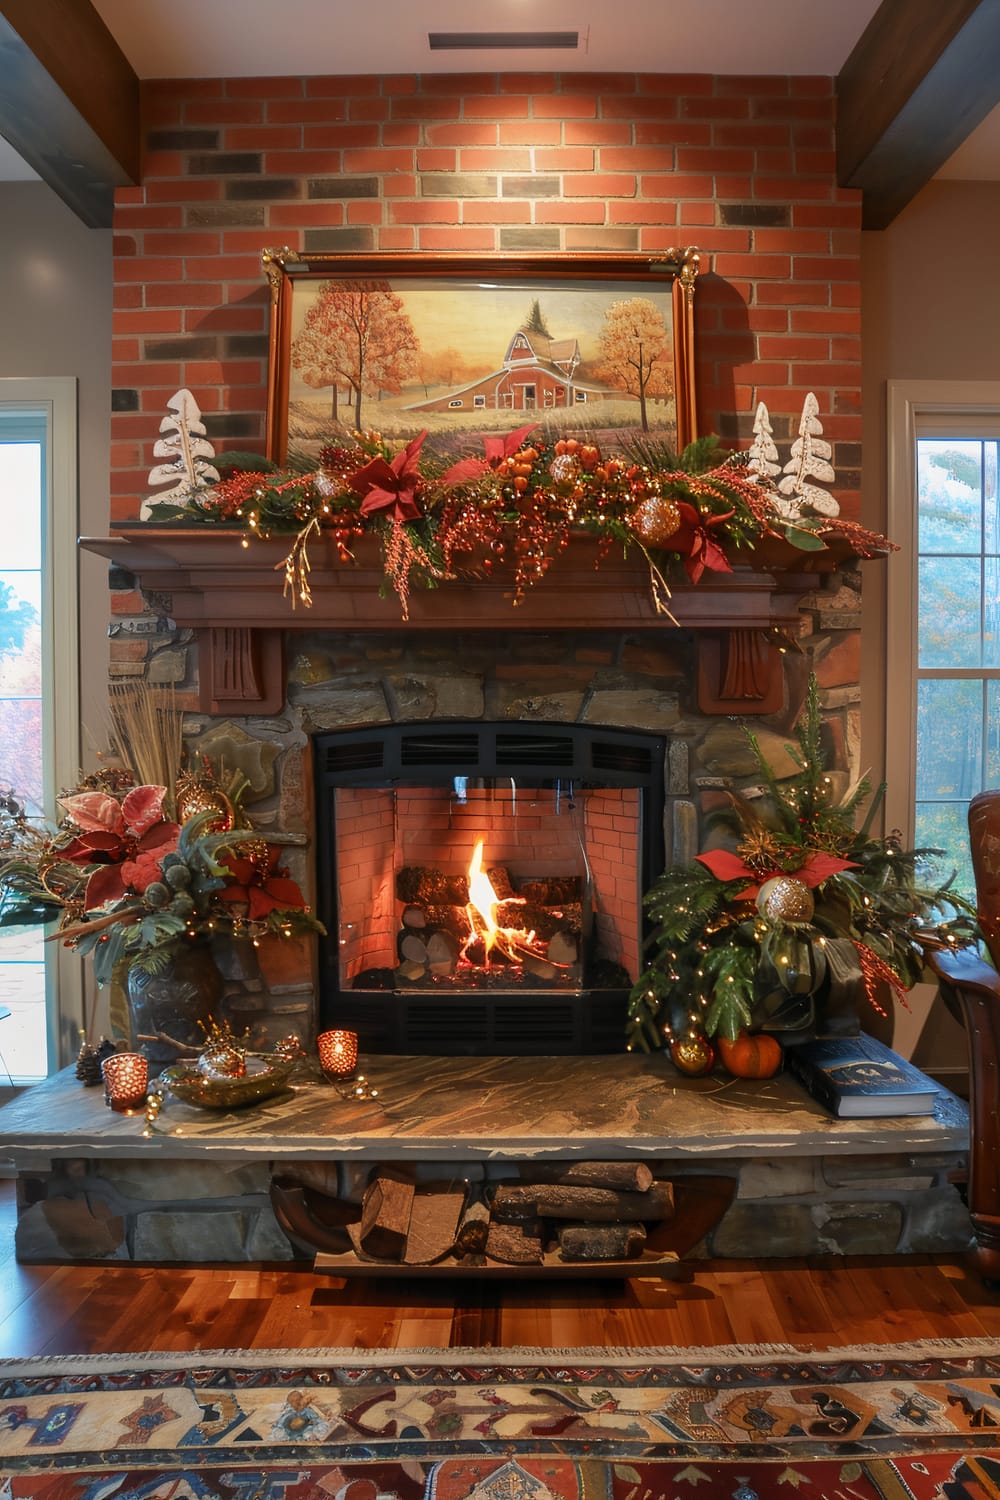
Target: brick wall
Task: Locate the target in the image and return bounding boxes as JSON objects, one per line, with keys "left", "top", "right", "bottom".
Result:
{"left": 110, "top": 71, "right": 862, "bottom": 527}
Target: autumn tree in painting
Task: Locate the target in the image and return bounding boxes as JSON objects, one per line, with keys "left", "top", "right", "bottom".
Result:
{"left": 596, "top": 297, "right": 672, "bottom": 431}
{"left": 291, "top": 281, "right": 420, "bottom": 430}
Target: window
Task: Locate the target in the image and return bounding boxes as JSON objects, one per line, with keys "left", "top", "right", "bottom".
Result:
{"left": 886, "top": 382, "right": 1000, "bottom": 903}
{"left": 448, "top": 398, "right": 463, "bottom": 409}
{"left": 473, "top": 395, "right": 485, "bottom": 409}
{"left": 0, "top": 379, "right": 79, "bottom": 1083}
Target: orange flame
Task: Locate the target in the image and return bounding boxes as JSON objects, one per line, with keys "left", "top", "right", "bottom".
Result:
{"left": 463, "top": 838, "right": 540, "bottom": 967}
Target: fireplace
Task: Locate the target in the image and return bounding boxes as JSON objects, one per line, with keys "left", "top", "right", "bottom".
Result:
{"left": 313, "top": 723, "right": 666, "bottom": 1054}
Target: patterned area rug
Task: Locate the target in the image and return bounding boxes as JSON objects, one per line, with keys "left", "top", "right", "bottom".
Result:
{"left": 2, "top": 1342, "right": 1000, "bottom": 1498}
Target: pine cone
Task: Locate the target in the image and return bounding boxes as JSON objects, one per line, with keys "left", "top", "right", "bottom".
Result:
{"left": 75, "top": 1043, "right": 103, "bottom": 1087}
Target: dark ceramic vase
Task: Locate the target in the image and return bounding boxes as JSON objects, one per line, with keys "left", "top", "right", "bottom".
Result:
{"left": 126, "top": 941, "right": 224, "bottom": 1063}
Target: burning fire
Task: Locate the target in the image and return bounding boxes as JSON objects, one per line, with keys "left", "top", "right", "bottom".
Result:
{"left": 463, "top": 838, "right": 542, "bottom": 967}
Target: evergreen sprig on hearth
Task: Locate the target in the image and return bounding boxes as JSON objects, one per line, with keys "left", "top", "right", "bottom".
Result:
{"left": 626, "top": 677, "right": 978, "bottom": 1050}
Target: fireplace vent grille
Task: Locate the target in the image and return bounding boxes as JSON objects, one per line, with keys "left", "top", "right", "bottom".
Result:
{"left": 494, "top": 732, "right": 575, "bottom": 767}
{"left": 321, "top": 740, "right": 385, "bottom": 774}
{"left": 591, "top": 740, "right": 656, "bottom": 775}
{"left": 399, "top": 732, "right": 481, "bottom": 767}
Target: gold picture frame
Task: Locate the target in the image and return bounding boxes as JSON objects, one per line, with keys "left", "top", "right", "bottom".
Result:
{"left": 262, "top": 249, "right": 699, "bottom": 465}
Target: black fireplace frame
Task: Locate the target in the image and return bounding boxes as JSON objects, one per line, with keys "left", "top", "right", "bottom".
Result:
{"left": 313, "top": 722, "right": 666, "bottom": 1055}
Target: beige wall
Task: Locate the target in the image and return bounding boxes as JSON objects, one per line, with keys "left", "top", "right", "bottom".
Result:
{"left": 0, "top": 181, "right": 112, "bottom": 755}
{"left": 860, "top": 178, "right": 1000, "bottom": 1068}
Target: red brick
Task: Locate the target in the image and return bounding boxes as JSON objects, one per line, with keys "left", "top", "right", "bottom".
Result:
{"left": 303, "top": 124, "right": 380, "bottom": 148}
{"left": 567, "top": 226, "right": 641, "bottom": 251}
{"left": 792, "top": 255, "right": 860, "bottom": 282}
{"left": 115, "top": 363, "right": 183, "bottom": 388}
{"left": 675, "top": 202, "right": 715, "bottom": 226}
{"left": 423, "top": 73, "right": 497, "bottom": 95}
{"left": 390, "top": 200, "right": 460, "bottom": 224}
{"left": 533, "top": 94, "right": 597, "bottom": 119}
{"left": 714, "top": 123, "right": 789, "bottom": 148}
{"left": 115, "top": 257, "right": 184, "bottom": 282}
{"left": 115, "top": 205, "right": 184, "bottom": 229}
{"left": 343, "top": 147, "right": 413, "bottom": 172}
{"left": 796, "top": 149, "right": 837, "bottom": 175}
{"left": 269, "top": 99, "right": 354, "bottom": 123}
{"left": 182, "top": 255, "right": 262, "bottom": 280}
{"left": 499, "top": 121, "right": 561, "bottom": 147}
{"left": 417, "top": 227, "right": 495, "bottom": 251}
{"left": 378, "top": 227, "right": 416, "bottom": 250}
{"left": 349, "top": 97, "right": 390, "bottom": 122}
{"left": 265, "top": 151, "right": 339, "bottom": 173}
{"left": 114, "top": 285, "right": 143, "bottom": 309}
{"left": 713, "top": 175, "right": 753, "bottom": 199}
{"left": 416, "top": 148, "right": 457, "bottom": 171}
{"left": 380, "top": 175, "right": 418, "bottom": 197}
{"left": 113, "top": 236, "right": 136, "bottom": 256}
{"left": 114, "top": 309, "right": 184, "bottom": 335}
{"left": 563, "top": 173, "right": 634, "bottom": 198}
{"left": 637, "top": 73, "right": 712, "bottom": 95}
{"left": 603, "top": 148, "right": 695, "bottom": 174}
{"left": 713, "top": 252, "right": 791, "bottom": 279}
{"left": 682, "top": 96, "right": 751, "bottom": 120}
{"left": 690, "top": 227, "right": 751, "bottom": 251}
{"left": 186, "top": 307, "right": 264, "bottom": 332}
{"left": 463, "top": 201, "right": 531, "bottom": 224}
{"left": 110, "top": 589, "right": 148, "bottom": 614}
{"left": 793, "top": 203, "right": 862, "bottom": 229}
{"left": 790, "top": 308, "right": 861, "bottom": 335}
{"left": 225, "top": 76, "right": 305, "bottom": 99}
{"left": 753, "top": 175, "right": 833, "bottom": 200}
{"left": 185, "top": 360, "right": 263, "bottom": 387}
{"left": 535, "top": 202, "right": 606, "bottom": 224}
{"left": 753, "top": 96, "right": 833, "bottom": 121}
{"left": 112, "top": 337, "right": 141, "bottom": 362}
{"left": 425, "top": 122, "right": 497, "bottom": 147}
{"left": 609, "top": 201, "right": 682, "bottom": 224}
{"left": 347, "top": 201, "right": 382, "bottom": 224}
{"left": 115, "top": 186, "right": 144, "bottom": 206}
{"left": 464, "top": 95, "right": 531, "bottom": 119}
{"left": 307, "top": 75, "right": 381, "bottom": 97}
{"left": 269, "top": 204, "right": 345, "bottom": 228}
{"left": 791, "top": 363, "right": 861, "bottom": 387}
{"left": 757, "top": 334, "right": 829, "bottom": 360}
{"left": 145, "top": 231, "right": 222, "bottom": 255}
{"left": 498, "top": 72, "right": 556, "bottom": 93}
{"left": 602, "top": 95, "right": 680, "bottom": 121}
{"left": 145, "top": 282, "right": 224, "bottom": 307}
{"left": 145, "top": 179, "right": 220, "bottom": 202}
{"left": 635, "top": 122, "right": 711, "bottom": 147}
{"left": 752, "top": 228, "right": 828, "bottom": 254}
{"left": 391, "top": 95, "right": 462, "bottom": 120}
{"left": 186, "top": 100, "right": 264, "bottom": 125}
{"left": 141, "top": 151, "right": 185, "bottom": 178}
{"left": 383, "top": 122, "right": 421, "bottom": 146}
{"left": 715, "top": 75, "right": 790, "bottom": 97}
{"left": 381, "top": 76, "right": 418, "bottom": 95}
{"left": 459, "top": 148, "right": 531, "bottom": 171}
{"left": 534, "top": 147, "right": 595, "bottom": 171}
{"left": 756, "top": 282, "right": 829, "bottom": 307}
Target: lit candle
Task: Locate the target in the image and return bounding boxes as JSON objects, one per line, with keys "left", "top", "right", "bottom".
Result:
{"left": 101, "top": 1051, "right": 149, "bottom": 1112}
{"left": 317, "top": 1028, "right": 358, "bottom": 1079}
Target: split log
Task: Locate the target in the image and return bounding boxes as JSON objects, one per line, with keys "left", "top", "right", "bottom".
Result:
{"left": 547, "top": 931, "right": 579, "bottom": 967}
{"left": 397, "top": 931, "right": 428, "bottom": 965}
{"left": 491, "top": 1181, "right": 675, "bottom": 1223}
{"left": 486, "top": 1218, "right": 544, "bottom": 1265}
{"left": 532, "top": 1161, "right": 654, "bottom": 1192}
{"left": 354, "top": 1169, "right": 415, "bottom": 1260}
{"left": 489, "top": 1184, "right": 546, "bottom": 1224}
{"left": 395, "top": 958, "right": 427, "bottom": 982}
{"left": 496, "top": 900, "right": 573, "bottom": 941}
{"left": 517, "top": 877, "right": 582, "bottom": 904}
{"left": 424, "top": 905, "right": 473, "bottom": 940}
{"left": 396, "top": 867, "right": 468, "bottom": 905}
{"left": 426, "top": 930, "right": 459, "bottom": 976}
{"left": 487, "top": 866, "right": 515, "bottom": 899}
{"left": 558, "top": 1222, "right": 647, "bottom": 1262}
{"left": 401, "top": 905, "right": 428, "bottom": 930}
{"left": 454, "top": 1196, "right": 491, "bottom": 1253}
{"left": 403, "top": 1184, "right": 467, "bottom": 1265}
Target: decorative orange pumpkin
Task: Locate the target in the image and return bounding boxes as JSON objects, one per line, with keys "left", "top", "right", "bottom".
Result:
{"left": 717, "top": 1029, "right": 783, "bottom": 1079}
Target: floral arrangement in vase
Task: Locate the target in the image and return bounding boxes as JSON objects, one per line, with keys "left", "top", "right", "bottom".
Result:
{"left": 626, "top": 677, "right": 977, "bottom": 1063}
{"left": 0, "top": 691, "right": 323, "bottom": 1057}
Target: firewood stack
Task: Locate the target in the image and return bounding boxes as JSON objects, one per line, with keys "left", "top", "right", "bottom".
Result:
{"left": 314, "top": 1160, "right": 674, "bottom": 1267}
{"left": 394, "top": 865, "right": 583, "bottom": 983}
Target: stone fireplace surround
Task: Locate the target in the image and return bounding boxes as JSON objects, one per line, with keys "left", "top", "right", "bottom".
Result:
{"left": 6, "top": 531, "right": 963, "bottom": 1270}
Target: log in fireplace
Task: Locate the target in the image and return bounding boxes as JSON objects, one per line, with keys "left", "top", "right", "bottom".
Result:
{"left": 313, "top": 722, "right": 666, "bottom": 1054}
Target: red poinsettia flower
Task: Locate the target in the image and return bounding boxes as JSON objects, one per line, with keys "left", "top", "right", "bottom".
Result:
{"left": 218, "top": 846, "right": 309, "bottom": 922}
{"left": 668, "top": 502, "right": 736, "bottom": 584}
{"left": 347, "top": 431, "right": 428, "bottom": 522}
{"left": 58, "top": 785, "right": 181, "bottom": 910}
{"left": 442, "top": 424, "right": 540, "bottom": 485}
{"left": 696, "top": 847, "right": 857, "bottom": 901}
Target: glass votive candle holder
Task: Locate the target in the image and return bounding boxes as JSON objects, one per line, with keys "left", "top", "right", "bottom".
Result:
{"left": 317, "top": 1028, "right": 358, "bottom": 1079}
{"left": 101, "top": 1051, "right": 149, "bottom": 1112}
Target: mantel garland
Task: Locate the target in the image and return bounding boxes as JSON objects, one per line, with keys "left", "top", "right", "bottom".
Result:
{"left": 144, "top": 415, "right": 894, "bottom": 620}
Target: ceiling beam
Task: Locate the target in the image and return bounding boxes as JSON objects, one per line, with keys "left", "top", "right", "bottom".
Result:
{"left": 0, "top": 0, "right": 138, "bottom": 227}
{"left": 837, "top": 0, "right": 1000, "bottom": 230}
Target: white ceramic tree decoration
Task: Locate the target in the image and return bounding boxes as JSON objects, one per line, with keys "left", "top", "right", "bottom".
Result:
{"left": 776, "top": 391, "right": 839, "bottom": 518}
{"left": 142, "top": 388, "right": 220, "bottom": 520}
{"left": 747, "top": 400, "right": 781, "bottom": 481}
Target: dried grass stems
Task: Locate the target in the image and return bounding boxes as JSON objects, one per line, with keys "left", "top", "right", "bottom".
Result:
{"left": 106, "top": 684, "right": 185, "bottom": 814}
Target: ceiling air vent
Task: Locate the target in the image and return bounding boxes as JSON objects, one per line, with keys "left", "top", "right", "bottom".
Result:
{"left": 428, "top": 31, "right": 578, "bottom": 51}
{"left": 321, "top": 740, "right": 385, "bottom": 774}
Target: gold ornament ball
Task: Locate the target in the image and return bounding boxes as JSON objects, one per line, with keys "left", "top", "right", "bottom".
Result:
{"left": 628, "top": 495, "right": 682, "bottom": 547}
{"left": 198, "top": 1041, "right": 247, "bottom": 1081}
{"left": 549, "top": 452, "right": 581, "bottom": 484}
{"left": 175, "top": 775, "right": 235, "bottom": 832}
{"left": 670, "top": 1033, "right": 716, "bottom": 1076}
{"left": 756, "top": 875, "right": 815, "bottom": 924}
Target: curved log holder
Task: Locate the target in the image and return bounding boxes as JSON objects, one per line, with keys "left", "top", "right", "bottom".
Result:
{"left": 923, "top": 788, "right": 1000, "bottom": 1286}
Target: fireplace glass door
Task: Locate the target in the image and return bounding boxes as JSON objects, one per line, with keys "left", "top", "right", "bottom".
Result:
{"left": 314, "top": 725, "right": 665, "bottom": 1054}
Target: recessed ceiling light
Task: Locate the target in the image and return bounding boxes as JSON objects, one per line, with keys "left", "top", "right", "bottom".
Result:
{"left": 428, "top": 31, "right": 579, "bottom": 51}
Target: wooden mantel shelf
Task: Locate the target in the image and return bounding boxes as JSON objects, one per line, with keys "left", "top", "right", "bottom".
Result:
{"left": 80, "top": 526, "right": 871, "bottom": 716}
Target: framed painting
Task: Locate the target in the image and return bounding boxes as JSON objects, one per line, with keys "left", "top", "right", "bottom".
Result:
{"left": 262, "top": 250, "right": 700, "bottom": 466}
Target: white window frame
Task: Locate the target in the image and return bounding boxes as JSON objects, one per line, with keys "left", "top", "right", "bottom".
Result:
{"left": 885, "top": 379, "right": 1000, "bottom": 849}
{"left": 0, "top": 377, "right": 81, "bottom": 1077}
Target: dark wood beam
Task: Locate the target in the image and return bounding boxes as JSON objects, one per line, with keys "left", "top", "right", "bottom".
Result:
{"left": 0, "top": 0, "right": 138, "bottom": 227}
{"left": 838, "top": 0, "right": 1000, "bottom": 230}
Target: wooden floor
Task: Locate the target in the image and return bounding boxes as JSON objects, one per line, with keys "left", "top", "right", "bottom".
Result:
{"left": 2, "top": 1182, "right": 1000, "bottom": 1359}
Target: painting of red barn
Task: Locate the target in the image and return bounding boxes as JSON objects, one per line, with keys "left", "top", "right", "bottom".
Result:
{"left": 263, "top": 251, "right": 699, "bottom": 464}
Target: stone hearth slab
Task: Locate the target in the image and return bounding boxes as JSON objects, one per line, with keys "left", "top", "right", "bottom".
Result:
{"left": 0, "top": 1056, "right": 972, "bottom": 1264}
